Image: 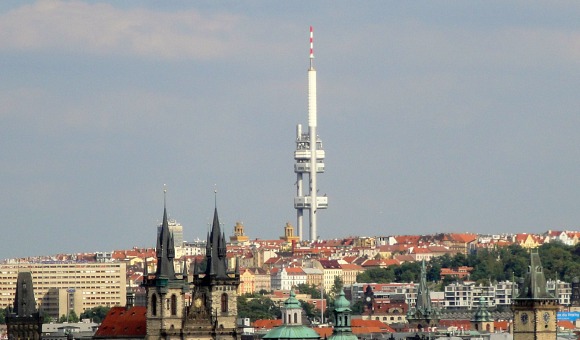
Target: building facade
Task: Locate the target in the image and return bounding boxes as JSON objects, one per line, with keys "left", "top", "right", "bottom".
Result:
{"left": 0, "top": 262, "right": 126, "bottom": 320}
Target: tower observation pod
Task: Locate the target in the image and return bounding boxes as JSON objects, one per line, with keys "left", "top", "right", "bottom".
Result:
{"left": 294, "top": 26, "right": 328, "bottom": 242}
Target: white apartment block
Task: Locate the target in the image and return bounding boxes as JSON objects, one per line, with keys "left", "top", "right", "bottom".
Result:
{"left": 270, "top": 267, "right": 307, "bottom": 291}
{"left": 547, "top": 279, "right": 572, "bottom": 305}
{"left": 494, "top": 280, "right": 516, "bottom": 306}
{"left": 0, "top": 262, "right": 126, "bottom": 320}
{"left": 183, "top": 240, "right": 207, "bottom": 256}
{"left": 444, "top": 281, "right": 495, "bottom": 310}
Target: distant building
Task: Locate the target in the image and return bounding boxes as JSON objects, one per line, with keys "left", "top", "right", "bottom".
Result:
{"left": 231, "top": 222, "right": 250, "bottom": 245}
{"left": 0, "top": 262, "right": 126, "bottom": 320}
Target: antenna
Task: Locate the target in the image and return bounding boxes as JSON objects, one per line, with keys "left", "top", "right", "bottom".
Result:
{"left": 309, "top": 26, "right": 314, "bottom": 68}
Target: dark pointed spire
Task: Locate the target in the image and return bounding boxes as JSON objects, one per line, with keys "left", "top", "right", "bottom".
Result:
{"left": 204, "top": 206, "right": 228, "bottom": 278}
{"left": 155, "top": 187, "right": 176, "bottom": 278}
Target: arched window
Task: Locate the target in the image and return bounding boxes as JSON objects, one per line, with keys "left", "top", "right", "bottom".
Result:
{"left": 171, "top": 294, "right": 177, "bottom": 315}
{"left": 151, "top": 294, "right": 157, "bottom": 316}
{"left": 221, "top": 293, "right": 228, "bottom": 313}
{"left": 294, "top": 312, "right": 298, "bottom": 324}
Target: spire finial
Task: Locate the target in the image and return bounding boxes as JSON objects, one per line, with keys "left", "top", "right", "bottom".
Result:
{"left": 163, "top": 184, "right": 167, "bottom": 209}
{"left": 214, "top": 184, "right": 217, "bottom": 209}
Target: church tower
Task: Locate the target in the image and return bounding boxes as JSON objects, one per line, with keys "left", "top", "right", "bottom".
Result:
{"left": 142, "top": 201, "right": 189, "bottom": 340}
{"left": 329, "top": 289, "right": 358, "bottom": 340}
{"left": 406, "top": 260, "right": 440, "bottom": 332}
{"left": 5, "top": 272, "right": 42, "bottom": 340}
{"left": 512, "top": 250, "right": 558, "bottom": 340}
{"left": 189, "top": 207, "right": 240, "bottom": 339}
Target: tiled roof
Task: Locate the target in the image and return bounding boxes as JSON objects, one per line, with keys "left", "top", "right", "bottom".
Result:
{"left": 94, "top": 306, "right": 146, "bottom": 338}
{"left": 253, "top": 319, "right": 283, "bottom": 330}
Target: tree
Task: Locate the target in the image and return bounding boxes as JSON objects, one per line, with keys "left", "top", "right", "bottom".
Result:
{"left": 299, "top": 300, "right": 317, "bottom": 320}
{"left": 296, "top": 283, "right": 322, "bottom": 299}
{"left": 330, "top": 276, "right": 344, "bottom": 298}
{"left": 59, "top": 310, "right": 79, "bottom": 323}
{"left": 356, "top": 267, "right": 395, "bottom": 283}
{"left": 80, "top": 306, "right": 111, "bottom": 323}
{"left": 237, "top": 295, "right": 281, "bottom": 321}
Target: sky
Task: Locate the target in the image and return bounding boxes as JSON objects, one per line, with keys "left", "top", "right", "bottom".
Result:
{"left": 1, "top": 1, "right": 580, "bottom": 259}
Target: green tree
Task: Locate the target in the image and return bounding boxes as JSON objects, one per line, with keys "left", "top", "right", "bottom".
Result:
{"left": 296, "top": 283, "right": 322, "bottom": 299}
{"left": 299, "top": 300, "right": 317, "bottom": 319}
{"left": 237, "top": 295, "right": 281, "bottom": 321}
{"left": 59, "top": 310, "right": 79, "bottom": 323}
{"left": 356, "top": 267, "right": 395, "bottom": 283}
{"left": 0, "top": 307, "right": 7, "bottom": 324}
{"left": 330, "top": 276, "right": 344, "bottom": 298}
{"left": 79, "top": 306, "right": 111, "bottom": 323}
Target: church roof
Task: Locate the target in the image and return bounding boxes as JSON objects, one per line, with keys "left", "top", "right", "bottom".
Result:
{"left": 333, "top": 290, "right": 351, "bottom": 311}
{"left": 516, "top": 250, "right": 554, "bottom": 300}
{"left": 94, "top": 306, "right": 146, "bottom": 338}
{"left": 262, "top": 325, "right": 321, "bottom": 340}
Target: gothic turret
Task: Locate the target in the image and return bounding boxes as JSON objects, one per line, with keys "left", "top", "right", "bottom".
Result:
{"left": 406, "top": 260, "right": 440, "bottom": 331}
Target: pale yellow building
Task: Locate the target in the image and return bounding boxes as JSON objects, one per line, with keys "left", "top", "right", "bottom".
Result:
{"left": 0, "top": 262, "right": 126, "bottom": 320}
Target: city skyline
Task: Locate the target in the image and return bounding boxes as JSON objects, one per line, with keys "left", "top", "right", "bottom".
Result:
{"left": 2, "top": 2, "right": 580, "bottom": 259}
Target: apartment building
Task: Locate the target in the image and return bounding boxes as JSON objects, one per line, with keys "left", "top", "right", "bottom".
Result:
{"left": 547, "top": 279, "right": 572, "bottom": 305}
{"left": 444, "top": 281, "right": 495, "bottom": 309}
{"left": 0, "top": 262, "right": 126, "bottom": 320}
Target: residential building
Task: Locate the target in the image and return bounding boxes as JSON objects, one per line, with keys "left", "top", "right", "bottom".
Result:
{"left": 0, "top": 262, "right": 126, "bottom": 320}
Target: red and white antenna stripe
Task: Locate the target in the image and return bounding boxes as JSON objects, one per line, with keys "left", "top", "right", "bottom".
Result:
{"left": 309, "top": 26, "right": 314, "bottom": 59}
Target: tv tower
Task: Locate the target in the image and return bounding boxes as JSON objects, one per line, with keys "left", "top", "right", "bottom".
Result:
{"left": 294, "top": 26, "right": 328, "bottom": 241}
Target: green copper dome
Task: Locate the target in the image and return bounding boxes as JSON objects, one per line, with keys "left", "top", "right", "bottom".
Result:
{"left": 263, "top": 325, "right": 321, "bottom": 340}
{"left": 333, "top": 290, "right": 351, "bottom": 312}
{"left": 284, "top": 290, "right": 302, "bottom": 309}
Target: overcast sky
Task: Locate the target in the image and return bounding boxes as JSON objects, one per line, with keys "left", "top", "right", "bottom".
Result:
{"left": 1, "top": 1, "right": 580, "bottom": 259}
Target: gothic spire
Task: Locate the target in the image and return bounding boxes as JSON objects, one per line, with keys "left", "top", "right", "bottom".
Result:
{"left": 204, "top": 207, "right": 228, "bottom": 278}
{"left": 155, "top": 195, "right": 176, "bottom": 278}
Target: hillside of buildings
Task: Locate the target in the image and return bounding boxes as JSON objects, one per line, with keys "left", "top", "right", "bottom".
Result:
{"left": 2, "top": 229, "right": 580, "bottom": 322}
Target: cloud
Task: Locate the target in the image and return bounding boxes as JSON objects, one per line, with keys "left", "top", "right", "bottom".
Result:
{"left": 0, "top": 1, "right": 246, "bottom": 60}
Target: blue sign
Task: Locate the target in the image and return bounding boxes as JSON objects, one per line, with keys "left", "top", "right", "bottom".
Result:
{"left": 557, "top": 312, "right": 580, "bottom": 321}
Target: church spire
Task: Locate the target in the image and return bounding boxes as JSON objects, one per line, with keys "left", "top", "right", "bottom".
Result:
{"left": 155, "top": 187, "right": 176, "bottom": 278}
{"left": 204, "top": 207, "right": 228, "bottom": 278}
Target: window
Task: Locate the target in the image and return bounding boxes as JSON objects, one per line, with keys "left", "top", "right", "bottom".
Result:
{"left": 171, "top": 295, "right": 177, "bottom": 315}
{"left": 221, "top": 293, "right": 228, "bottom": 313}
{"left": 152, "top": 294, "right": 157, "bottom": 316}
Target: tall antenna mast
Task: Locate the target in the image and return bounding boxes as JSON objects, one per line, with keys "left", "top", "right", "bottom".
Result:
{"left": 293, "top": 26, "right": 328, "bottom": 242}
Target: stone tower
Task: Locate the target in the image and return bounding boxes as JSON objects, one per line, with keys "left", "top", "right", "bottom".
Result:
{"left": 512, "top": 250, "right": 558, "bottom": 340}
{"left": 5, "top": 272, "right": 42, "bottom": 340}
{"left": 142, "top": 204, "right": 189, "bottom": 340}
{"left": 406, "top": 260, "right": 440, "bottom": 331}
{"left": 189, "top": 207, "right": 240, "bottom": 340}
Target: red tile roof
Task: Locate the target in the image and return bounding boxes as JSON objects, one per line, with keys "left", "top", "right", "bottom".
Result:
{"left": 252, "top": 319, "right": 283, "bottom": 329}
{"left": 94, "top": 306, "right": 146, "bottom": 338}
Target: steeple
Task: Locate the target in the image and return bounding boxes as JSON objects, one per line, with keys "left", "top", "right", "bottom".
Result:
{"left": 517, "top": 250, "right": 553, "bottom": 299}
{"left": 204, "top": 207, "right": 229, "bottom": 279}
{"left": 416, "top": 260, "right": 431, "bottom": 310}
{"left": 406, "top": 260, "right": 440, "bottom": 331}
{"left": 329, "top": 289, "right": 357, "bottom": 340}
{"left": 512, "top": 249, "right": 559, "bottom": 340}
{"left": 155, "top": 204, "right": 176, "bottom": 278}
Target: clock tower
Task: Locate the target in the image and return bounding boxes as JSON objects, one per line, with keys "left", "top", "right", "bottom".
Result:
{"left": 512, "top": 250, "right": 559, "bottom": 340}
